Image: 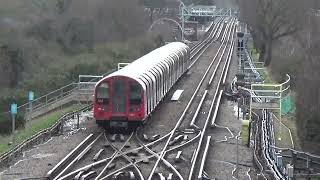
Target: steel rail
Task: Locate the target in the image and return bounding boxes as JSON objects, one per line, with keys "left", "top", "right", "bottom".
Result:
{"left": 95, "top": 132, "right": 134, "bottom": 180}
{"left": 197, "top": 136, "right": 212, "bottom": 179}
{"left": 190, "top": 90, "right": 208, "bottom": 127}
{"left": 134, "top": 130, "right": 183, "bottom": 180}
{"left": 101, "top": 131, "right": 202, "bottom": 180}
{"left": 208, "top": 21, "right": 234, "bottom": 85}
{"left": 57, "top": 132, "right": 173, "bottom": 180}
{"left": 54, "top": 132, "right": 103, "bottom": 180}
{"left": 147, "top": 18, "right": 234, "bottom": 180}
{"left": 46, "top": 134, "right": 94, "bottom": 179}
{"left": 103, "top": 132, "right": 144, "bottom": 180}
{"left": 188, "top": 19, "right": 225, "bottom": 68}
{"left": 190, "top": 20, "right": 217, "bottom": 54}
{"left": 190, "top": 18, "right": 223, "bottom": 54}
{"left": 188, "top": 20, "right": 236, "bottom": 180}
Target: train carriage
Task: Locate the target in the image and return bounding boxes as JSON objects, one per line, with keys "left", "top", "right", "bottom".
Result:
{"left": 93, "top": 42, "right": 190, "bottom": 129}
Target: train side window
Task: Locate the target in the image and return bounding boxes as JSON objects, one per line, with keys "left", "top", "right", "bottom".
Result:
{"left": 129, "top": 83, "right": 142, "bottom": 105}
{"left": 96, "top": 82, "right": 109, "bottom": 104}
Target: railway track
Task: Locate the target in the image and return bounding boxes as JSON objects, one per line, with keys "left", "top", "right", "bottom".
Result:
{"left": 142, "top": 18, "right": 237, "bottom": 179}
{"left": 46, "top": 17, "right": 237, "bottom": 180}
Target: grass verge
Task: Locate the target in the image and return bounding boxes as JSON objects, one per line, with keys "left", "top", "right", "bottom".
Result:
{"left": 0, "top": 104, "right": 85, "bottom": 155}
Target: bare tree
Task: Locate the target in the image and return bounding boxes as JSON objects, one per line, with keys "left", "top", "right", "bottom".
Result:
{"left": 295, "top": 3, "right": 320, "bottom": 151}
{"left": 237, "top": 0, "right": 306, "bottom": 66}
{"left": 142, "top": 0, "right": 167, "bottom": 23}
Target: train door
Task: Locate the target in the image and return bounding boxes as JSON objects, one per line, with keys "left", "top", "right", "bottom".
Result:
{"left": 112, "top": 79, "right": 126, "bottom": 114}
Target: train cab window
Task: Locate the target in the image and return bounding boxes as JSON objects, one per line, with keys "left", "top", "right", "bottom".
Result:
{"left": 96, "top": 82, "right": 109, "bottom": 104}
{"left": 129, "top": 83, "right": 142, "bottom": 105}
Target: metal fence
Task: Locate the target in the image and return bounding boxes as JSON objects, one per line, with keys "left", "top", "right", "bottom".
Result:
{"left": 0, "top": 69, "right": 116, "bottom": 121}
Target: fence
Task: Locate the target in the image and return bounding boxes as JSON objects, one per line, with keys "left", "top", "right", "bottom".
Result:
{"left": 0, "top": 69, "right": 116, "bottom": 123}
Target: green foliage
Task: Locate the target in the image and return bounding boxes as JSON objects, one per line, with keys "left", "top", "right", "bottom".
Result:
{"left": 67, "top": 63, "right": 101, "bottom": 80}
{"left": 0, "top": 105, "right": 83, "bottom": 154}
{"left": 0, "top": 113, "right": 25, "bottom": 134}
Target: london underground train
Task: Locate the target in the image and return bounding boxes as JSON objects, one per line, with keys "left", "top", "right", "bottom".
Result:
{"left": 93, "top": 42, "right": 190, "bottom": 129}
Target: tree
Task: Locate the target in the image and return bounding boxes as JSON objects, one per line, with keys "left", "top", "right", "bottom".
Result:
{"left": 295, "top": 3, "right": 320, "bottom": 150}
{"left": 237, "top": 0, "right": 306, "bottom": 66}
{"left": 142, "top": 0, "right": 167, "bottom": 23}
{"left": 0, "top": 45, "right": 24, "bottom": 88}
{"left": 197, "top": 0, "right": 214, "bottom": 5}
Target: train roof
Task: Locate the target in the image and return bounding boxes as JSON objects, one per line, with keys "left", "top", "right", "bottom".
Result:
{"left": 97, "top": 42, "right": 190, "bottom": 85}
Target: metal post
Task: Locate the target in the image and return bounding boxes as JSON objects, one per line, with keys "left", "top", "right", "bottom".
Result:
{"left": 249, "top": 85, "right": 253, "bottom": 122}
{"left": 247, "top": 121, "right": 251, "bottom": 147}
{"left": 292, "top": 151, "right": 297, "bottom": 180}
{"left": 28, "top": 91, "right": 34, "bottom": 136}
{"left": 46, "top": 95, "right": 48, "bottom": 121}
{"left": 236, "top": 136, "right": 239, "bottom": 178}
{"left": 77, "top": 113, "right": 80, "bottom": 129}
{"left": 182, "top": 6, "right": 185, "bottom": 41}
{"left": 279, "top": 85, "right": 282, "bottom": 141}
{"left": 237, "top": 98, "right": 240, "bottom": 120}
{"left": 12, "top": 114, "right": 15, "bottom": 144}
{"left": 10, "top": 103, "right": 17, "bottom": 145}
{"left": 28, "top": 102, "right": 32, "bottom": 136}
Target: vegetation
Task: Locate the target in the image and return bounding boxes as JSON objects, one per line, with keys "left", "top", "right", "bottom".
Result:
{"left": 239, "top": 0, "right": 320, "bottom": 153}
{"left": 0, "top": 0, "right": 165, "bottom": 134}
{"left": 237, "top": 0, "right": 306, "bottom": 66}
{"left": 0, "top": 105, "right": 83, "bottom": 154}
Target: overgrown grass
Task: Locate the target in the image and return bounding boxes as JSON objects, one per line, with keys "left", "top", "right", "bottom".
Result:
{"left": 0, "top": 104, "right": 84, "bottom": 155}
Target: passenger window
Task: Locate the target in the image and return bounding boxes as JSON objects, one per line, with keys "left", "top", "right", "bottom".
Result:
{"left": 130, "top": 83, "right": 142, "bottom": 105}
{"left": 96, "top": 82, "right": 109, "bottom": 104}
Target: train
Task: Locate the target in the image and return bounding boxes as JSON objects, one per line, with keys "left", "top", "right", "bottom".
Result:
{"left": 93, "top": 42, "right": 190, "bottom": 129}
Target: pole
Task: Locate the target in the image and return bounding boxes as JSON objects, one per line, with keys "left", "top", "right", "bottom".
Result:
{"left": 10, "top": 103, "right": 17, "bottom": 145}
{"left": 182, "top": 6, "right": 185, "bottom": 41}
{"left": 28, "top": 102, "right": 33, "bottom": 136}
{"left": 237, "top": 98, "right": 240, "bottom": 120}
{"left": 236, "top": 136, "right": 239, "bottom": 178}
{"left": 12, "top": 114, "right": 15, "bottom": 145}
{"left": 77, "top": 113, "right": 80, "bottom": 129}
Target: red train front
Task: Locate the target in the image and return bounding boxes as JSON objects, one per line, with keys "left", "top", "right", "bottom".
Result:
{"left": 93, "top": 42, "right": 190, "bottom": 130}
{"left": 94, "top": 76, "right": 146, "bottom": 129}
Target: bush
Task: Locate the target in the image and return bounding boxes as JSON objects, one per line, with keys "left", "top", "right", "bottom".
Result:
{"left": 0, "top": 113, "right": 25, "bottom": 134}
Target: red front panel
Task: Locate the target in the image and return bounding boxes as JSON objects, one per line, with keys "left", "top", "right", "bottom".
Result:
{"left": 93, "top": 76, "right": 145, "bottom": 122}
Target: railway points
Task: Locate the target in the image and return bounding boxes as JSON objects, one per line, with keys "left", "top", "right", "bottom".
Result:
{"left": 2, "top": 8, "right": 319, "bottom": 180}
{"left": 0, "top": 16, "right": 256, "bottom": 180}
